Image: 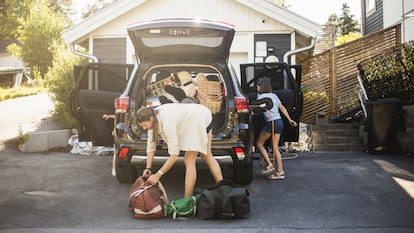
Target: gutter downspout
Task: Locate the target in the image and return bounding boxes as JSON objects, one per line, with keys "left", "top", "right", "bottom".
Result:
{"left": 282, "top": 37, "right": 316, "bottom": 88}
{"left": 69, "top": 43, "right": 99, "bottom": 63}
{"left": 283, "top": 37, "right": 316, "bottom": 64}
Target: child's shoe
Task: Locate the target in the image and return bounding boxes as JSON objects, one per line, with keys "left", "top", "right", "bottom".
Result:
{"left": 266, "top": 171, "right": 285, "bottom": 180}
{"left": 262, "top": 164, "right": 275, "bottom": 175}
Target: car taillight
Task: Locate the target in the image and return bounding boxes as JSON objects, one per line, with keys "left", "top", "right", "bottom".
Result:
{"left": 118, "top": 147, "right": 129, "bottom": 160}
{"left": 115, "top": 97, "right": 129, "bottom": 113}
{"left": 233, "top": 147, "right": 246, "bottom": 160}
{"left": 235, "top": 96, "right": 249, "bottom": 113}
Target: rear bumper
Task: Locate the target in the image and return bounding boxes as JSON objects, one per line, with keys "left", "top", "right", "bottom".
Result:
{"left": 130, "top": 150, "right": 244, "bottom": 167}
{"left": 117, "top": 141, "right": 250, "bottom": 168}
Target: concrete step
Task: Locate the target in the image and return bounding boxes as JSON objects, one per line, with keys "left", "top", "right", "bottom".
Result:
{"left": 312, "top": 143, "right": 367, "bottom": 152}
{"left": 312, "top": 135, "right": 362, "bottom": 144}
{"left": 18, "top": 129, "right": 71, "bottom": 153}
{"left": 312, "top": 130, "right": 360, "bottom": 138}
{"left": 309, "top": 123, "right": 366, "bottom": 152}
{"left": 309, "top": 123, "right": 357, "bottom": 130}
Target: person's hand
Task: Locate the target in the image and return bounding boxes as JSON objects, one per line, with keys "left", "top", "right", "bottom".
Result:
{"left": 102, "top": 114, "right": 111, "bottom": 120}
{"left": 289, "top": 119, "right": 298, "bottom": 127}
{"left": 142, "top": 168, "right": 152, "bottom": 178}
{"left": 146, "top": 172, "right": 162, "bottom": 185}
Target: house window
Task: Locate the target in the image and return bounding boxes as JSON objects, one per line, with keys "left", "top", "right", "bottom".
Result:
{"left": 365, "top": 0, "right": 376, "bottom": 16}
{"left": 255, "top": 41, "right": 267, "bottom": 63}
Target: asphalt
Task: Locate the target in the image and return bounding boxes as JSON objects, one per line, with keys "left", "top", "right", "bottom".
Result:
{"left": 0, "top": 147, "right": 414, "bottom": 232}
{"left": 1, "top": 94, "right": 414, "bottom": 232}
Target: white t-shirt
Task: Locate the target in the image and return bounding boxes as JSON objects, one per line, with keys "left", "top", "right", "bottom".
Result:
{"left": 257, "top": 92, "right": 281, "bottom": 122}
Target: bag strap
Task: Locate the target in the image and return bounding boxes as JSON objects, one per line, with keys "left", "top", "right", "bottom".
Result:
{"left": 128, "top": 180, "right": 169, "bottom": 214}
{"left": 157, "top": 180, "right": 169, "bottom": 216}
{"left": 171, "top": 196, "right": 197, "bottom": 220}
{"left": 207, "top": 178, "right": 239, "bottom": 190}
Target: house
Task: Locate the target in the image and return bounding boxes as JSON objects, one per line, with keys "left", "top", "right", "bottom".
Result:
{"left": 0, "top": 40, "right": 29, "bottom": 88}
{"left": 62, "top": 0, "right": 320, "bottom": 78}
{"left": 362, "top": 0, "right": 414, "bottom": 42}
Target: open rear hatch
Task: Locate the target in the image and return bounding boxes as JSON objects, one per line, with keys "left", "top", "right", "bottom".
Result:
{"left": 127, "top": 18, "right": 235, "bottom": 64}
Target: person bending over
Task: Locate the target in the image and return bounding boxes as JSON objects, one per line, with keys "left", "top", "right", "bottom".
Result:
{"left": 136, "top": 103, "right": 223, "bottom": 197}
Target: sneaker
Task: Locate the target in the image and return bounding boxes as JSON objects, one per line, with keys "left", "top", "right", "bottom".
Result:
{"left": 261, "top": 164, "right": 275, "bottom": 175}
{"left": 266, "top": 171, "right": 285, "bottom": 180}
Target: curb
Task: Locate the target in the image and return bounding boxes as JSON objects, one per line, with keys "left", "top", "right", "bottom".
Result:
{"left": 18, "top": 129, "right": 71, "bottom": 153}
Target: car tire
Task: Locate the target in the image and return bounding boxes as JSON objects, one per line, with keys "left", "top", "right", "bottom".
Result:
{"left": 232, "top": 159, "right": 253, "bottom": 185}
{"left": 115, "top": 162, "right": 138, "bottom": 183}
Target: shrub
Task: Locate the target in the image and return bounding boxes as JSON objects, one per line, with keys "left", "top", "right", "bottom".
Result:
{"left": 358, "top": 41, "right": 414, "bottom": 104}
{"left": 45, "top": 42, "right": 86, "bottom": 129}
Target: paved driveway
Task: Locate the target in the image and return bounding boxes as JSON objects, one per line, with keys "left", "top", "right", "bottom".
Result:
{"left": 1, "top": 94, "right": 414, "bottom": 232}
{"left": 0, "top": 148, "right": 413, "bottom": 233}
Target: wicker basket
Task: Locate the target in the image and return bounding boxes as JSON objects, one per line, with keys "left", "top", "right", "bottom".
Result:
{"left": 197, "top": 79, "right": 222, "bottom": 96}
{"left": 197, "top": 79, "right": 223, "bottom": 113}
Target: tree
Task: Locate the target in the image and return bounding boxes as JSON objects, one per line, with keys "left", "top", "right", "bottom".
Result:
{"left": 0, "top": 0, "right": 31, "bottom": 40}
{"left": 45, "top": 41, "right": 86, "bottom": 128}
{"left": 337, "top": 3, "right": 360, "bottom": 35}
{"left": 0, "top": 0, "right": 71, "bottom": 40}
{"left": 326, "top": 3, "right": 361, "bottom": 45}
{"left": 81, "top": 0, "right": 116, "bottom": 19}
{"left": 7, "top": 0, "right": 65, "bottom": 78}
{"left": 327, "top": 3, "right": 360, "bottom": 36}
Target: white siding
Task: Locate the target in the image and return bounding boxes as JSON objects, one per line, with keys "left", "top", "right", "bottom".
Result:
{"left": 89, "top": 0, "right": 295, "bottom": 64}
{"left": 383, "top": 0, "right": 414, "bottom": 42}
{"left": 229, "top": 52, "right": 248, "bottom": 81}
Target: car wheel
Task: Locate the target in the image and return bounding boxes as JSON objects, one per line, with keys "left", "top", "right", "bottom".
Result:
{"left": 232, "top": 159, "right": 253, "bottom": 185}
{"left": 115, "top": 162, "right": 138, "bottom": 183}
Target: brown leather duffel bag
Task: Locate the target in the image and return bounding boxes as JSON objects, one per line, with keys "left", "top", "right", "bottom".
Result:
{"left": 128, "top": 176, "right": 168, "bottom": 219}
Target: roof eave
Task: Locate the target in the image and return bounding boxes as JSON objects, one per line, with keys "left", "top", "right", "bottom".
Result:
{"left": 62, "top": 0, "right": 147, "bottom": 44}
{"left": 235, "top": 0, "right": 321, "bottom": 37}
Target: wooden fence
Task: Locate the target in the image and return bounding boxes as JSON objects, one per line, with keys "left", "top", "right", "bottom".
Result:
{"left": 300, "top": 24, "right": 401, "bottom": 124}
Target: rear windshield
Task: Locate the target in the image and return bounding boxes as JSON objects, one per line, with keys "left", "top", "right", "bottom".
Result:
{"left": 134, "top": 28, "right": 225, "bottom": 48}
{"left": 141, "top": 37, "right": 223, "bottom": 48}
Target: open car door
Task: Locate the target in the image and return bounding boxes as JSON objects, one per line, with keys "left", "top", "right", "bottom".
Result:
{"left": 71, "top": 63, "right": 134, "bottom": 146}
{"left": 240, "top": 62, "right": 303, "bottom": 143}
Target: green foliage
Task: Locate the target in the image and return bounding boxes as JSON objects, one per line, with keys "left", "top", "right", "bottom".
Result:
{"left": 81, "top": 0, "right": 116, "bottom": 19}
{"left": 1, "top": 0, "right": 70, "bottom": 40}
{"left": 45, "top": 41, "right": 86, "bottom": 129}
{"left": 0, "top": 86, "right": 44, "bottom": 102}
{"left": 335, "top": 32, "right": 361, "bottom": 45}
{"left": 0, "top": 0, "right": 31, "bottom": 39}
{"left": 16, "top": 123, "right": 29, "bottom": 146}
{"left": 7, "top": 0, "right": 65, "bottom": 77}
{"left": 358, "top": 41, "right": 414, "bottom": 104}
{"left": 327, "top": 3, "right": 360, "bottom": 37}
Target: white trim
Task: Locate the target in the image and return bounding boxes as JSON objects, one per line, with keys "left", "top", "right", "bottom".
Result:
{"left": 62, "top": 0, "right": 146, "bottom": 44}
{"left": 62, "top": 0, "right": 320, "bottom": 45}
{"left": 235, "top": 0, "right": 320, "bottom": 37}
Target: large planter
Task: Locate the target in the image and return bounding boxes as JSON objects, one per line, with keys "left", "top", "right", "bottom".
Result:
{"left": 364, "top": 98, "right": 403, "bottom": 154}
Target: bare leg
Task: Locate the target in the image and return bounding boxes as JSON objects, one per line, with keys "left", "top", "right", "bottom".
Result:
{"left": 200, "top": 130, "right": 223, "bottom": 182}
{"left": 256, "top": 131, "right": 272, "bottom": 167}
{"left": 183, "top": 151, "right": 198, "bottom": 197}
{"left": 112, "top": 146, "right": 116, "bottom": 176}
{"left": 272, "top": 133, "right": 284, "bottom": 173}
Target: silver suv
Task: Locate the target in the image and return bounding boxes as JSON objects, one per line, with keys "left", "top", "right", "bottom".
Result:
{"left": 71, "top": 19, "right": 253, "bottom": 184}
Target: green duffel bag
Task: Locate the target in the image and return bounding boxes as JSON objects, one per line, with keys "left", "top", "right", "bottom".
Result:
{"left": 167, "top": 194, "right": 201, "bottom": 220}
